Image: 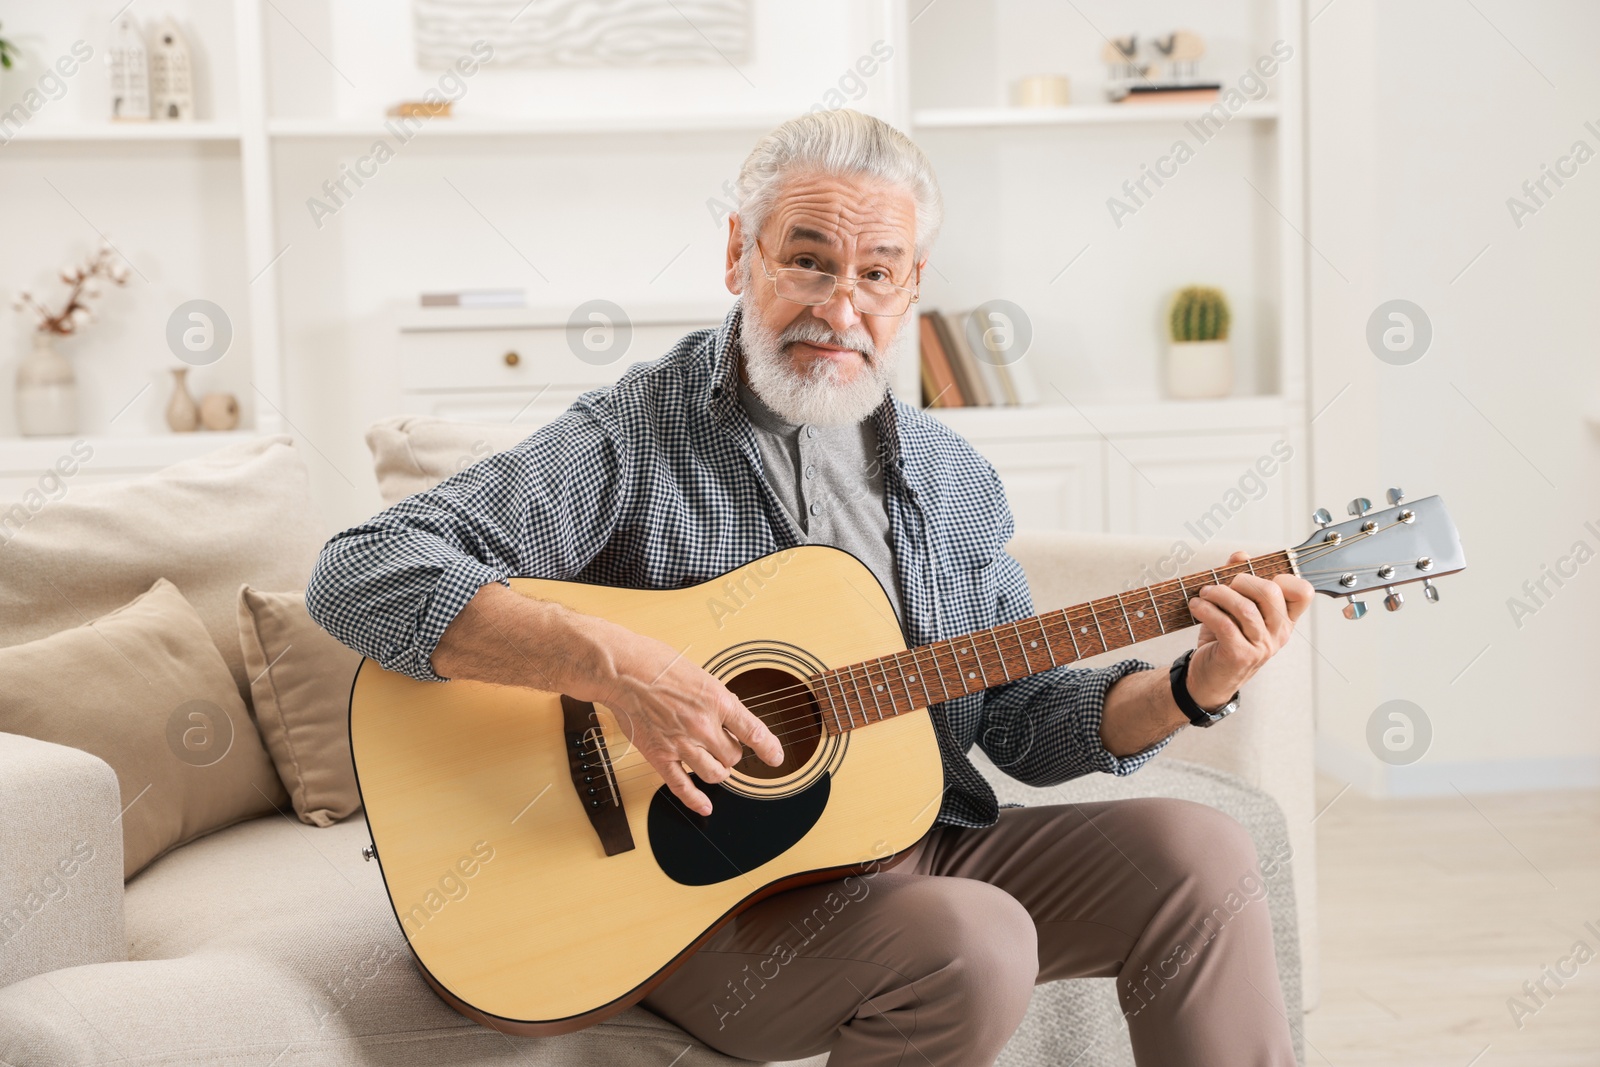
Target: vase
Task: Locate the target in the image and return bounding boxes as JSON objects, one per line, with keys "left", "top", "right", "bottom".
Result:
{"left": 166, "top": 367, "right": 200, "bottom": 432}
{"left": 1165, "top": 340, "right": 1233, "bottom": 399}
{"left": 15, "top": 333, "right": 78, "bottom": 436}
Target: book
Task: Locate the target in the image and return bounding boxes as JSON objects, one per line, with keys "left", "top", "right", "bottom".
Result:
{"left": 931, "top": 310, "right": 988, "bottom": 406}
{"left": 420, "top": 289, "right": 527, "bottom": 309}
{"left": 1110, "top": 84, "right": 1222, "bottom": 105}
{"left": 943, "top": 310, "right": 1007, "bottom": 406}
{"left": 917, "top": 313, "right": 964, "bottom": 407}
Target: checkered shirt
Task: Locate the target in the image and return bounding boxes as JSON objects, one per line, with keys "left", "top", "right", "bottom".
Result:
{"left": 306, "top": 300, "right": 1164, "bottom": 828}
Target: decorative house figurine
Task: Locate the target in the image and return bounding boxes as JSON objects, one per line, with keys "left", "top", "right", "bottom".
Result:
{"left": 149, "top": 18, "right": 194, "bottom": 121}
{"left": 108, "top": 16, "right": 150, "bottom": 121}
{"left": 1100, "top": 36, "right": 1144, "bottom": 89}
{"left": 1150, "top": 30, "right": 1206, "bottom": 84}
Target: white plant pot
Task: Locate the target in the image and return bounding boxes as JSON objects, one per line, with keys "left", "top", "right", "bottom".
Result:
{"left": 15, "top": 333, "right": 79, "bottom": 436}
{"left": 1165, "top": 339, "right": 1233, "bottom": 399}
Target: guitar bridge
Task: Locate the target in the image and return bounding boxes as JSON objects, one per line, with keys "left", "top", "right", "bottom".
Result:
{"left": 561, "top": 695, "right": 636, "bottom": 856}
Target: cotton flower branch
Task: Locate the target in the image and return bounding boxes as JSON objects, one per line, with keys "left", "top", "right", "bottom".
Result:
{"left": 11, "top": 243, "right": 131, "bottom": 336}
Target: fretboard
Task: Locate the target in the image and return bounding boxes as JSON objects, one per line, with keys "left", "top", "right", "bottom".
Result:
{"left": 809, "top": 549, "right": 1297, "bottom": 732}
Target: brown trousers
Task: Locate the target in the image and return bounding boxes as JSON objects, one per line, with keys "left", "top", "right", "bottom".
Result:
{"left": 642, "top": 797, "right": 1296, "bottom": 1066}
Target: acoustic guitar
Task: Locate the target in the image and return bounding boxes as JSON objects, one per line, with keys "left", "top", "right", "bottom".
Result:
{"left": 348, "top": 489, "right": 1464, "bottom": 1036}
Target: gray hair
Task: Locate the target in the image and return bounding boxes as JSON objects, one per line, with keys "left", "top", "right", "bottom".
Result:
{"left": 733, "top": 109, "right": 943, "bottom": 268}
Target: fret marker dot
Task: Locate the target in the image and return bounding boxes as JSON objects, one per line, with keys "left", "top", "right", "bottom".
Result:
{"left": 967, "top": 671, "right": 976, "bottom": 680}
{"left": 1080, "top": 626, "right": 1088, "bottom": 634}
{"left": 1030, "top": 640, "right": 1038, "bottom": 648}
{"left": 875, "top": 685, "right": 883, "bottom": 692}
{"left": 1136, "top": 610, "right": 1145, "bottom": 618}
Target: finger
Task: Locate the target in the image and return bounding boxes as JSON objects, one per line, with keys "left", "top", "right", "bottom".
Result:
{"left": 659, "top": 758, "right": 712, "bottom": 816}
{"left": 1276, "top": 574, "right": 1317, "bottom": 622}
{"left": 1229, "top": 573, "right": 1290, "bottom": 639}
{"left": 1187, "top": 597, "right": 1254, "bottom": 669}
{"left": 1226, "top": 549, "right": 1249, "bottom": 565}
{"left": 721, "top": 695, "right": 785, "bottom": 767}
{"left": 678, "top": 742, "right": 734, "bottom": 785}
{"left": 1196, "top": 584, "right": 1270, "bottom": 646}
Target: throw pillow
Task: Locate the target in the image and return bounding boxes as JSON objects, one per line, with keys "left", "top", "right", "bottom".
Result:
{"left": 0, "top": 578, "right": 289, "bottom": 879}
{"left": 238, "top": 586, "right": 364, "bottom": 827}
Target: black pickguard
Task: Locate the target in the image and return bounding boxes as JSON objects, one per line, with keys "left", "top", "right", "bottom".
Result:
{"left": 647, "top": 773, "right": 830, "bottom": 887}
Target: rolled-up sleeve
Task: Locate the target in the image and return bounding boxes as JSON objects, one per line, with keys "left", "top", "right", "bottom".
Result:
{"left": 305, "top": 402, "right": 628, "bottom": 682}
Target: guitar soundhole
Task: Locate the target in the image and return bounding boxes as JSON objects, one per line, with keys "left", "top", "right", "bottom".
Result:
{"left": 724, "top": 667, "right": 820, "bottom": 780}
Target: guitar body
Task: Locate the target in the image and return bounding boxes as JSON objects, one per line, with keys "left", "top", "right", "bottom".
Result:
{"left": 350, "top": 545, "right": 945, "bottom": 1036}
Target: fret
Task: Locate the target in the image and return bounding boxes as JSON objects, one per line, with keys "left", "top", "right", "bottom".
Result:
{"left": 951, "top": 640, "right": 984, "bottom": 691}
{"left": 1037, "top": 616, "right": 1060, "bottom": 666}
{"left": 854, "top": 664, "right": 886, "bottom": 721}
{"left": 1114, "top": 591, "right": 1135, "bottom": 642}
{"left": 848, "top": 667, "right": 873, "bottom": 728}
{"left": 988, "top": 629, "right": 1013, "bottom": 682}
{"left": 838, "top": 666, "right": 866, "bottom": 728}
{"left": 1062, "top": 610, "right": 1082, "bottom": 659}
{"left": 1209, "top": 567, "right": 1222, "bottom": 587}
{"left": 925, "top": 644, "right": 954, "bottom": 702}
{"left": 1147, "top": 586, "right": 1166, "bottom": 634}
{"left": 1088, "top": 603, "right": 1109, "bottom": 653}
{"left": 1245, "top": 558, "right": 1257, "bottom": 576}
{"left": 891, "top": 653, "right": 920, "bottom": 711}
{"left": 875, "top": 658, "right": 898, "bottom": 718}
{"left": 821, "top": 672, "right": 848, "bottom": 734}
{"left": 1011, "top": 619, "right": 1034, "bottom": 673}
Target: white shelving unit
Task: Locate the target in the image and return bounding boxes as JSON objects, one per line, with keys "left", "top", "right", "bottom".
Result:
{"left": 0, "top": 0, "right": 1306, "bottom": 546}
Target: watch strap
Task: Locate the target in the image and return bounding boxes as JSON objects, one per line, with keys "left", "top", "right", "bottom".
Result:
{"left": 1169, "top": 649, "right": 1239, "bottom": 728}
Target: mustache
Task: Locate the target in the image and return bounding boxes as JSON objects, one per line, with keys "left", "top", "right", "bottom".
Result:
{"left": 778, "top": 318, "right": 876, "bottom": 361}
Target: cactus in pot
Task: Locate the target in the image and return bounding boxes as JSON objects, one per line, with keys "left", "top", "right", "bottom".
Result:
{"left": 1165, "top": 285, "right": 1233, "bottom": 398}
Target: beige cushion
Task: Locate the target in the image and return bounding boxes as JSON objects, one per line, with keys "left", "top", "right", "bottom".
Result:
{"left": 0, "top": 578, "right": 289, "bottom": 879}
{"left": 238, "top": 586, "right": 364, "bottom": 827}
{"left": 367, "top": 415, "right": 533, "bottom": 506}
{"left": 0, "top": 435, "right": 326, "bottom": 708}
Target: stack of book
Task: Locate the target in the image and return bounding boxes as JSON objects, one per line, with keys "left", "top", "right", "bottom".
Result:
{"left": 918, "top": 309, "right": 1042, "bottom": 408}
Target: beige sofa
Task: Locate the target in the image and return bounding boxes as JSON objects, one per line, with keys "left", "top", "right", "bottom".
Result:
{"left": 0, "top": 426, "right": 1315, "bottom": 1066}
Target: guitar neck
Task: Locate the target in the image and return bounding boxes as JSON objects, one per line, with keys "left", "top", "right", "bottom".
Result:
{"left": 811, "top": 548, "right": 1297, "bottom": 732}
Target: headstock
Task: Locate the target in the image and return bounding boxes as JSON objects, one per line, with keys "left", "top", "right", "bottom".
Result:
{"left": 1291, "top": 488, "right": 1465, "bottom": 619}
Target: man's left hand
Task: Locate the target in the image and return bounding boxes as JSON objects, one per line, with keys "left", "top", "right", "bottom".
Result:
{"left": 1184, "top": 551, "right": 1316, "bottom": 708}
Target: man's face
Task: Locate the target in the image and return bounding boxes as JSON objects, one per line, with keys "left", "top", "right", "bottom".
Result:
{"left": 725, "top": 171, "right": 923, "bottom": 424}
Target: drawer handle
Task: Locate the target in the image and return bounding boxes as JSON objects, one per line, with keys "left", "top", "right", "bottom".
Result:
{"left": 503, "top": 350, "right": 521, "bottom": 367}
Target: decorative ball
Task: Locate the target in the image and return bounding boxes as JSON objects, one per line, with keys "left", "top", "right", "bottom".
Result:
{"left": 199, "top": 392, "right": 240, "bottom": 431}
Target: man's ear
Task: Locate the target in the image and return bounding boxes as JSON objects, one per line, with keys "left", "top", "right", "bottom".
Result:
{"left": 725, "top": 215, "right": 745, "bottom": 295}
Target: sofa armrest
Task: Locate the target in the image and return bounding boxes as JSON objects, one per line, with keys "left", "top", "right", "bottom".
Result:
{"left": 1006, "top": 529, "right": 1319, "bottom": 1009}
{"left": 0, "top": 732, "right": 126, "bottom": 989}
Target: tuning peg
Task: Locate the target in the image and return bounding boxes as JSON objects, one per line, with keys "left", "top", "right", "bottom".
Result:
{"left": 1423, "top": 579, "right": 1440, "bottom": 603}
{"left": 1348, "top": 497, "right": 1372, "bottom": 517}
{"left": 1343, "top": 596, "right": 1368, "bottom": 620}
{"left": 1386, "top": 487, "right": 1404, "bottom": 506}
{"left": 1313, "top": 508, "right": 1332, "bottom": 528}
{"left": 1384, "top": 586, "right": 1404, "bottom": 612}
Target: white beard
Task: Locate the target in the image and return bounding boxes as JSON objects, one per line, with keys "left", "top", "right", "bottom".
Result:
{"left": 739, "top": 301, "right": 904, "bottom": 427}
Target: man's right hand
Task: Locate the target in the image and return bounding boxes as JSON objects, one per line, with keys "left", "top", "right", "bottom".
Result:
{"left": 431, "top": 582, "right": 785, "bottom": 817}
{"left": 574, "top": 615, "right": 785, "bottom": 816}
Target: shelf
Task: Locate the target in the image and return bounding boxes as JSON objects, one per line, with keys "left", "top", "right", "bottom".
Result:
{"left": 0, "top": 122, "right": 241, "bottom": 144}
{"left": 912, "top": 102, "right": 1280, "bottom": 130}
{"left": 0, "top": 431, "right": 260, "bottom": 473}
{"left": 930, "top": 395, "right": 1292, "bottom": 439}
{"left": 396, "top": 300, "right": 733, "bottom": 333}
{"left": 267, "top": 113, "right": 794, "bottom": 140}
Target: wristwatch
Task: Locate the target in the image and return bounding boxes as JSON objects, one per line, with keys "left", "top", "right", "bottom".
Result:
{"left": 1169, "top": 649, "right": 1240, "bottom": 728}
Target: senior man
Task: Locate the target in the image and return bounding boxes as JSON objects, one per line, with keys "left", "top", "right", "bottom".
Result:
{"left": 307, "top": 108, "right": 1309, "bottom": 1065}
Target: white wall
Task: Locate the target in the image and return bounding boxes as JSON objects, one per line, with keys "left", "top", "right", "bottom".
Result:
{"left": 1307, "top": 0, "right": 1600, "bottom": 793}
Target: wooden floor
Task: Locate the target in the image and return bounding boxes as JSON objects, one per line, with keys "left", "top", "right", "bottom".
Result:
{"left": 1305, "top": 776, "right": 1600, "bottom": 1066}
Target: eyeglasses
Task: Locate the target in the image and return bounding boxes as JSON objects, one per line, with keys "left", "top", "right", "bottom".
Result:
{"left": 754, "top": 239, "right": 919, "bottom": 317}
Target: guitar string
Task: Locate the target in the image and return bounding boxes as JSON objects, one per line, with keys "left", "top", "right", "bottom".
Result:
{"left": 587, "top": 529, "right": 1405, "bottom": 786}
{"left": 577, "top": 525, "right": 1412, "bottom": 788}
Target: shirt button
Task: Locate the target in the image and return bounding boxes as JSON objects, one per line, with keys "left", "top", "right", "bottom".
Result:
{"left": 805, "top": 426, "right": 817, "bottom": 438}
{"left": 804, "top": 465, "right": 816, "bottom": 479}
{"left": 809, "top": 502, "right": 821, "bottom": 516}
